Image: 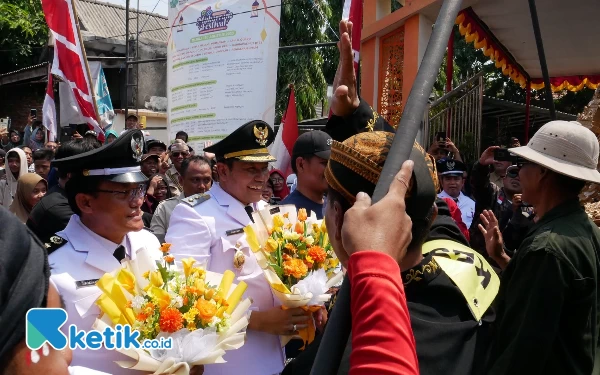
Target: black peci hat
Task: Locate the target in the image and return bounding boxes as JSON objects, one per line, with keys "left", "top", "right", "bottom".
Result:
{"left": 52, "top": 129, "right": 147, "bottom": 183}
{"left": 436, "top": 158, "right": 467, "bottom": 176}
{"left": 204, "top": 120, "right": 276, "bottom": 162}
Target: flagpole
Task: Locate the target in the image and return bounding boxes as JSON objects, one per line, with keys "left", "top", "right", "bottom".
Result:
{"left": 70, "top": 0, "right": 101, "bottom": 128}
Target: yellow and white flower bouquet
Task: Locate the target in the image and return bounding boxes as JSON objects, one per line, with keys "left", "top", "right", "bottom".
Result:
{"left": 244, "top": 206, "right": 343, "bottom": 348}
{"left": 92, "top": 244, "right": 252, "bottom": 374}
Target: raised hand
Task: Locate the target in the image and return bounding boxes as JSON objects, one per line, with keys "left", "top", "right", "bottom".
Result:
{"left": 330, "top": 20, "right": 360, "bottom": 118}
{"left": 478, "top": 209, "right": 510, "bottom": 270}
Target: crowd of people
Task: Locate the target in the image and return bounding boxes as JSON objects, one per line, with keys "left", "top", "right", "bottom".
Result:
{"left": 1, "top": 19, "right": 600, "bottom": 375}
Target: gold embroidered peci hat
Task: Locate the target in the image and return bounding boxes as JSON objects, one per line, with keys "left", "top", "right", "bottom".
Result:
{"left": 325, "top": 131, "right": 439, "bottom": 220}
{"left": 204, "top": 120, "right": 277, "bottom": 162}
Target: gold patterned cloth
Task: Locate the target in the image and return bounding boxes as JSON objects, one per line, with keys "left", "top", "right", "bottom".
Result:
{"left": 325, "top": 131, "right": 439, "bottom": 222}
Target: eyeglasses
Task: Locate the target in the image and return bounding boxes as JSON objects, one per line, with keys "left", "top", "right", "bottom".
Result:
{"left": 171, "top": 152, "right": 189, "bottom": 158}
{"left": 95, "top": 184, "right": 146, "bottom": 201}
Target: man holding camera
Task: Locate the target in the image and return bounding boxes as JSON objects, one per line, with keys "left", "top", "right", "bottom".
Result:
{"left": 469, "top": 146, "right": 534, "bottom": 256}
{"left": 428, "top": 134, "right": 464, "bottom": 162}
{"left": 479, "top": 121, "right": 600, "bottom": 375}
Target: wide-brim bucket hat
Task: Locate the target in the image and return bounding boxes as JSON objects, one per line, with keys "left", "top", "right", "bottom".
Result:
{"left": 509, "top": 120, "right": 600, "bottom": 184}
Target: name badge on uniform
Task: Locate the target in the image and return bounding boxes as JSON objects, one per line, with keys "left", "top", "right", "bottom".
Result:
{"left": 226, "top": 228, "right": 244, "bottom": 236}
{"left": 269, "top": 207, "right": 281, "bottom": 215}
{"left": 76, "top": 279, "right": 99, "bottom": 289}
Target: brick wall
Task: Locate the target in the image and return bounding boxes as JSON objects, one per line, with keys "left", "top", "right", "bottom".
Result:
{"left": 0, "top": 82, "right": 46, "bottom": 132}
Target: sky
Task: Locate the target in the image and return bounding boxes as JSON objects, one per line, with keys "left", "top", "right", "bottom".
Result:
{"left": 106, "top": 0, "right": 169, "bottom": 17}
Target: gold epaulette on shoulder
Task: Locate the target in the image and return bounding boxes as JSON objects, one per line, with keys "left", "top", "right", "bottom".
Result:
{"left": 44, "top": 235, "right": 68, "bottom": 253}
{"left": 422, "top": 239, "right": 500, "bottom": 322}
{"left": 182, "top": 193, "right": 211, "bottom": 207}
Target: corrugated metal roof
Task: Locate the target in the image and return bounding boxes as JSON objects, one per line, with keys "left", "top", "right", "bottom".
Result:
{"left": 76, "top": 0, "right": 168, "bottom": 44}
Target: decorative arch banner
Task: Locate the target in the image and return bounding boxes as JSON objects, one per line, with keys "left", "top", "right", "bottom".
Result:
{"left": 167, "top": 0, "right": 281, "bottom": 151}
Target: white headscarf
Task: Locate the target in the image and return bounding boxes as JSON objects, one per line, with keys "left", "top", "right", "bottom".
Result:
{"left": 1, "top": 148, "right": 28, "bottom": 207}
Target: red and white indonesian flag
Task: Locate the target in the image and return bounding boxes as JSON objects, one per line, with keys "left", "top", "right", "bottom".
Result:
{"left": 269, "top": 86, "right": 298, "bottom": 176}
{"left": 42, "top": 72, "right": 57, "bottom": 141}
{"left": 41, "top": 0, "right": 104, "bottom": 141}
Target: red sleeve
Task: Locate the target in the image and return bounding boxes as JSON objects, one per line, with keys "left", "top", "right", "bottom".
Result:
{"left": 347, "top": 251, "right": 419, "bottom": 375}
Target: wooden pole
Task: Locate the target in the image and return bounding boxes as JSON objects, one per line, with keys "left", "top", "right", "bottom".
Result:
{"left": 525, "top": 80, "right": 531, "bottom": 142}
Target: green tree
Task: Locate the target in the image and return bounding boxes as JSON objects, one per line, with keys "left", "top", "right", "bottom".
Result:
{"left": 276, "top": 0, "right": 332, "bottom": 122}
{"left": 0, "top": 0, "right": 48, "bottom": 74}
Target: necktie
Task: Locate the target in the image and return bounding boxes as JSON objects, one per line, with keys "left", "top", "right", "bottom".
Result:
{"left": 113, "top": 245, "right": 126, "bottom": 262}
{"left": 244, "top": 205, "right": 255, "bottom": 223}
{"left": 453, "top": 198, "right": 459, "bottom": 203}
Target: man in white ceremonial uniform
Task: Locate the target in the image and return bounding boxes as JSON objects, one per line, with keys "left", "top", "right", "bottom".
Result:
{"left": 437, "top": 158, "right": 476, "bottom": 228}
{"left": 151, "top": 155, "right": 213, "bottom": 242}
{"left": 166, "top": 121, "right": 311, "bottom": 375}
{"left": 47, "top": 130, "right": 163, "bottom": 374}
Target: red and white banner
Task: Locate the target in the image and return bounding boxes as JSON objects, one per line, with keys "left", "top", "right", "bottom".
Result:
{"left": 42, "top": 72, "right": 57, "bottom": 141}
{"left": 270, "top": 86, "right": 298, "bottom": 176}
{"left": 41, "top": 0, "right": 104, "bottom": 141}
{"left": 342, "top": 0, "right": 362, "bottom": 76}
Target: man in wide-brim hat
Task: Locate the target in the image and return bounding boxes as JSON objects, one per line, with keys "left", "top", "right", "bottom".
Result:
{"left": 479, "top": 120, "right": 600, "bottom": 375}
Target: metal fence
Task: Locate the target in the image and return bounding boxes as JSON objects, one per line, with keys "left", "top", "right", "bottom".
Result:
{"left": 422, "top": 72, "right": 484, "bottom": 162}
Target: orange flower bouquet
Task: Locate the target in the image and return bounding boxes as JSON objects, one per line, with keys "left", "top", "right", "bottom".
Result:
{"left": 92, "top": 244, "right": 252, "bottom": 374}
{"left": 244, "top": 206, "right": 343, "bottom": 347}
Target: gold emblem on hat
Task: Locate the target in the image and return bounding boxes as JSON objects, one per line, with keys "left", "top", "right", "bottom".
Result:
{"left": 131, "top": 134, "right": 143, "bottom": 162}
{"left": 253, "top": 125, "right": 268, "bottom": 146}
{"left": 50, "top": 236, "right": 63, "bottom": 245}
{"left": 233, "top": 249, "right": 245, "bottom": 269}
{"left": 447, "top": 161, "right": 455, "bottom": 170}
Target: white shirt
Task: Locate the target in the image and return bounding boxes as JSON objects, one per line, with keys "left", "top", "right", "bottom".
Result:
{"left": 438, "top": 190, "right": 476, "bottom": 229}
{"left": 49, "top": 215, "right": 162, "bottom": 375}
{"left": 166, "top": 183, "right": 285, "bottom": 375}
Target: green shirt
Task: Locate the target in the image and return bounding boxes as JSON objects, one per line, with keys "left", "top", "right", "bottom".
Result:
{"left": 487, "top": 199, "right": 600, "bottom": 375}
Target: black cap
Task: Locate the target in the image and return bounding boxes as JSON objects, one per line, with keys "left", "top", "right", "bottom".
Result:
{"left": 437, "top": 158, "right": 467, "bottom": 176}
{"left": 126, "top": 114, "right": 139, "bottom": 120}
{"left": 204, "top": 120, "right": 276, "bottom": 162}
{"left": 292, "top": 130, "right": 332, "bottom": 160}
{"left": 141, "top": 153, "right": 160, "bottom": 162}
{"left": 146, "top": 138, "right": 167, "bottom": 152}
{"left": 52, "top": 129, "right": 147, "bottom": 183}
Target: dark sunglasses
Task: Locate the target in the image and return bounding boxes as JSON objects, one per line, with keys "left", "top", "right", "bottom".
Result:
{"left": 505, "top": 166, "right": 520, "bottom": 179}
{"left": 171, "top": 151, "right": 189, "bottom": 158}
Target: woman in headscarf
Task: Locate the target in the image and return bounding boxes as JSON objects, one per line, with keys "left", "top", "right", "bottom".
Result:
{"left": 142, "top": 173, "right": 172, "bottom": 214}
{"left": 0, "top": 148, "right": 28, "bottom": 207}
{"left": 104, "top": 129, "right": 118, "bottom": 144}
{"left": 3, "top": 130, "right": 22, "bottom": 151}
{"left": 28, "top": 127, "right": 45, "bottom": 151}
{"left": 269, "top": 169, "right": 289, "bottom": 200}
{"left": 9, "top": 173, "right": 47, "bottom": 223}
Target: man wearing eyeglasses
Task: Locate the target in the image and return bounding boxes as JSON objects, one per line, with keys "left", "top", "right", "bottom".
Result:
{"left": 45, "top": 130, "right": 163, "bottom": 374}
{"left": 165, "top": 139, "right": 190, "bottom": 196}
{"left": 469, "top": 146, "right": 533, "bottom": 258}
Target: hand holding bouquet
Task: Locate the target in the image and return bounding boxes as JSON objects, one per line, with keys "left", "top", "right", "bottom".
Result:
{"left": 93, "top": 244, "right": 252, "bottom": 374}
{"left": 244, "top": 206, "right": 343, "bottom": 348}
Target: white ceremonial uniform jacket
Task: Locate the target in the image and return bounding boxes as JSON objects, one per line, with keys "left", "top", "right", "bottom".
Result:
{"left": 438, "top": 190, "right": 476, "bottom": 229}
{"left": 49, "top": 215, "right": 162, "bottom": 375}
{"left": 166, "top": 183, "right": 285, "bottom": 375}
